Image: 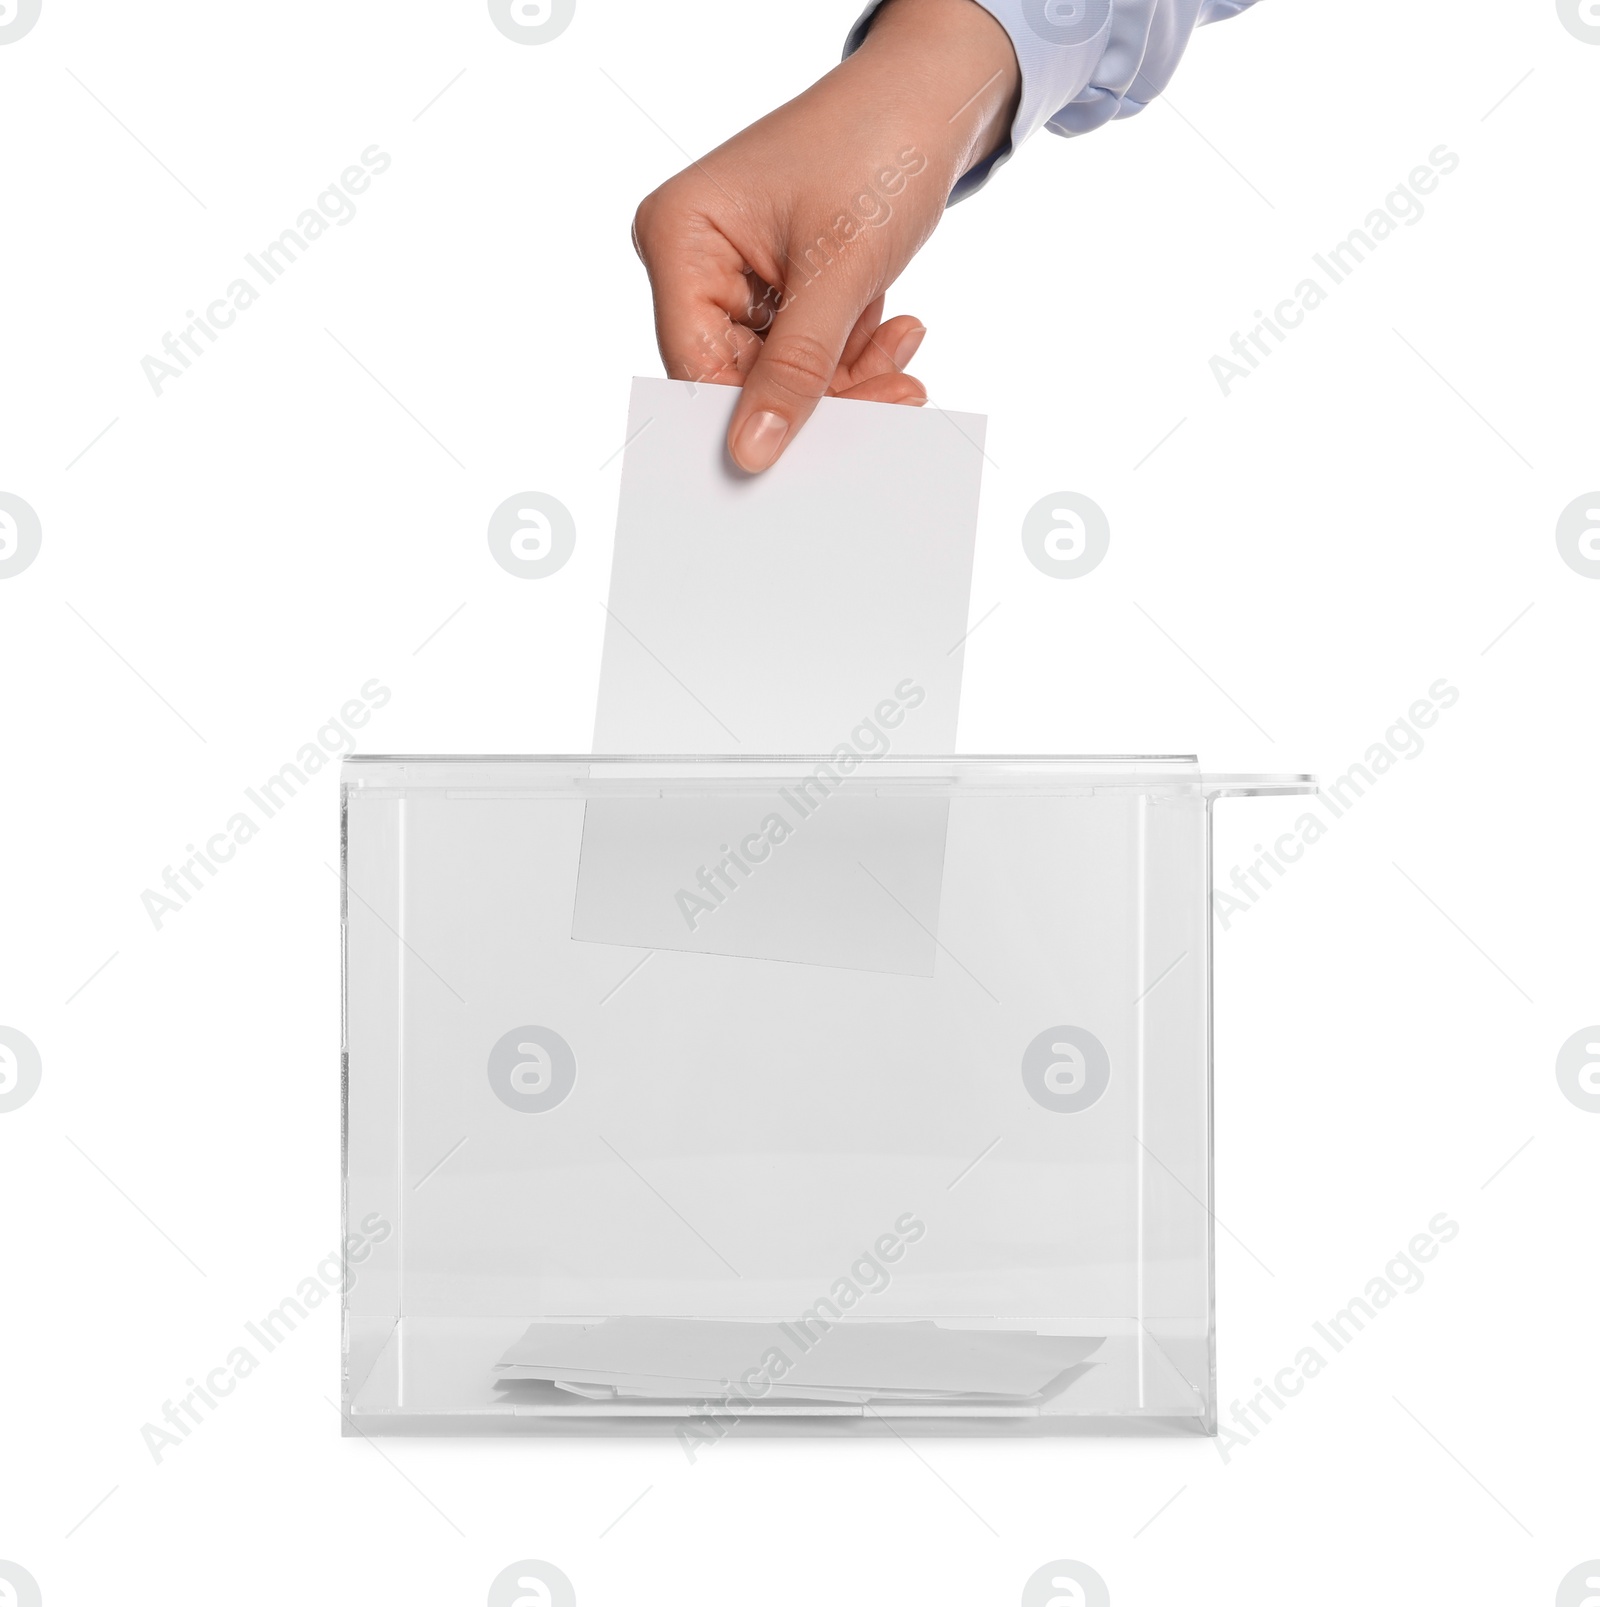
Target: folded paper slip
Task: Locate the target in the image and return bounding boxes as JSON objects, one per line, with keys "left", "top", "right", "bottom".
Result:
{"left": 511, "top": 1376, "right": 949, "bottom": 1404}
{"left": 497, "top": 1370, "right": 1049, "bottom": 1403}
{"left": 495, "top": 1317, "right": 1102, "bottom": 1399}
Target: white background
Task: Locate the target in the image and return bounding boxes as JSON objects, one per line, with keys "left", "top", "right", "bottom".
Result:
{"left": 2, "top": 1, "right": 1597, "bottom": 1603}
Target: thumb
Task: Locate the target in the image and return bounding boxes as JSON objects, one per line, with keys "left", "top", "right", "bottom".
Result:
{"left": 726, "top": 280, "right": 864, "bottom": 473}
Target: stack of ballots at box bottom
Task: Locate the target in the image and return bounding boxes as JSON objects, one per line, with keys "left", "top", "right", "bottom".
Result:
{"left": 493, "top": 1318, "right": 1103, "bottom": 1407}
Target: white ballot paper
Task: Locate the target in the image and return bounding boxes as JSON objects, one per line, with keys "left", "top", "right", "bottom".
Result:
{"left": 591, "top": 378, "right": 985, "bottom": 752}
{"left": 493, "top": 1318, "right": 1101, "bottom": 1405}
{"left": 576, "top": 379, "right": 987, "bottom": 973}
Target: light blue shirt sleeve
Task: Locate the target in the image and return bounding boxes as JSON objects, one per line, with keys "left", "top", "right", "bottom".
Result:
{"left": 844, "top": 0, "right": 1260, "bottom": 201}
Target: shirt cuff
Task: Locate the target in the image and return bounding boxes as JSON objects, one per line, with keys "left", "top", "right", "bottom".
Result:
{"left": 844, "top": 0, "right": 1258, "bottom": 201}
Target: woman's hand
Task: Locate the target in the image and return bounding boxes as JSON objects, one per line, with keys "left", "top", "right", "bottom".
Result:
{"left": 631, "top": 0, "right": 1019, "bottom": 471}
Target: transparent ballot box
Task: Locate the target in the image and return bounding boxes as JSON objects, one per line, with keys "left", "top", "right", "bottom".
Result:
{"left": 341, "top": 757, "right": 1313, "bottom": 1435}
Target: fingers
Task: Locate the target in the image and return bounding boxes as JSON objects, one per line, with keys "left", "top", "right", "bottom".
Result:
{"left": 835, "top": 294, "right": 890, "bottom": 374}
{"left": 836, "top": 311, "right": 926, "bottom": 394}
{"left": 653, "top": 270, "right": 764, "bottom": 389}
{"left": 834, "top": 370, "right": 927, "bottom": 406}
{"left": 727, "top": 292, "right": 931, "bottom": 470}
{"left": 725, "top": 275, "right": 864, "bottom": 471}
{"left": 637, "top": 191, "right": 927, "bottom": 468}
{"left": 636, "top": 198, "right": 766, "bottom": 387}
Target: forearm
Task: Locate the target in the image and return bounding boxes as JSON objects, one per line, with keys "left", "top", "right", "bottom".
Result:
{"left": 834, "top": 0, "right": 1021, "bottom": 199}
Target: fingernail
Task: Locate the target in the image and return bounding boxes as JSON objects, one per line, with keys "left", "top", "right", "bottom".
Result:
{"left": 733, "top": 409, "right": 789, "bottom": 472}
{"left": 892, "top": 324, "right": 926, "bottom": 370}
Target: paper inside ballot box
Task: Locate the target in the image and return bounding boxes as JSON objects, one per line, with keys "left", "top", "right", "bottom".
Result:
{"left": 571, "top": 786, "right": 947, "bottom": 975}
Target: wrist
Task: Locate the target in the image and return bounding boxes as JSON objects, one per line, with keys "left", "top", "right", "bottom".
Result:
{"left": 852, "top": 0, "right": 1021, "bottom": 185}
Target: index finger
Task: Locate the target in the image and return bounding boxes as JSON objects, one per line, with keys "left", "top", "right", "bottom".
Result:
{"left": 636, "top": 214, "right": 765, "bottom": 387}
